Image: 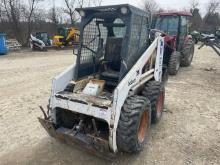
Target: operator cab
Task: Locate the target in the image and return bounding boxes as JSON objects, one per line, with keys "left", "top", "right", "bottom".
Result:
{"left": 75, "top": 5, "right": 150, "bottom": 91}
{"left": 154, "top": 16, "right": 179, "bottom": 36}
{"left": 99, "top": 18, "right": 125, "bottom": 86}
{"left": 153, "top": 12, "right": 192, "bottom": 51}
{"left": 77, "top": 18, "right": 126, "bottom": 88}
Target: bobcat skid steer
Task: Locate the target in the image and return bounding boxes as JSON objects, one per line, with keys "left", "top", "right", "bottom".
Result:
{"left": 39, "top": 4, "right": 166, "bottom": 157}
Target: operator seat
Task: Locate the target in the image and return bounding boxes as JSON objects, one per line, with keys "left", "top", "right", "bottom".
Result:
{"left": 100, "top": 37, "right": 123, "bottom": 86}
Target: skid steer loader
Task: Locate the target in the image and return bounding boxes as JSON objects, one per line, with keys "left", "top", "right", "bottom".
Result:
{"left": 39, "top": 4, "right": 166, "bottom": 156}
{"left": 30, "top": 32, "right": 52, "bottom": 51}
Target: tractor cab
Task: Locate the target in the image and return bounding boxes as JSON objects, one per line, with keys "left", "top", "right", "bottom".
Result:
{"left": 152, "top": 12, "right": 194, "bottom": 75}
{"left": 75, "top": 5, "right": 150, "bottom": 89}
{"left": 153, "top": 12, "right": 192, "bottom": 51}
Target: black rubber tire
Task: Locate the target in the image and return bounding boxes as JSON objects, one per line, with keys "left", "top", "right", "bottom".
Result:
{"left": 42, "top": 47, "right": 48, "bottom": 51}
{"left": 181, "top": 39, "right": 194, "bottom": 67}
{"left": 168, "top": 51, "right": 181, "bottom": 75}
{"left": 116, "top": 95, "right": 151, "bottom": 153}
{"left": 194, "top": 38, "right": 198, "bottom": 44}
{"left": 142, "top": 81, "right": 165, "bottom": 124}
{"left": 162, "top": 66, "right": 169, "bottom": 86}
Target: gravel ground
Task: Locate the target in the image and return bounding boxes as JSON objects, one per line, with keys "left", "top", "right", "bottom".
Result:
{"left": 0, "top": 47, "right": 219, "bottom": 165}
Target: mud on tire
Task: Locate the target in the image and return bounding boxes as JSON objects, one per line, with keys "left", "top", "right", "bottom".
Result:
{"left": 168, "top": 51, "right": 181, "bottom": 75}
{"left": 116, "top": 95, "right": 151, "bottom": 153}
{"left": 142, "top": 81, "right": 165, "bottom": 124}
{"left": 181, "top": 39, "right": 194, "bottom": 67}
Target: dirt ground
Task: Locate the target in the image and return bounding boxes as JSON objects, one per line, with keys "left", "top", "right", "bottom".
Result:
{"left": 0, "top": 47, "right": 219, "bottom": 165}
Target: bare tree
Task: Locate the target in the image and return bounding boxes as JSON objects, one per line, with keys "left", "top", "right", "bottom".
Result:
{"left": 33, "top": 8, "right": 47, "bottom": 22}
{"left": 25, "top": 0, "right": 43, "bottom": 45}
{"left": 0, "top": 0, "right": 3, "bottom": 20}
{"left": 206, "top": 0, "right": 220, "bottom": 14}
{"left": 48, "top": 6, "right": 58, "bottom": 25}
{"left": 48, "top": 6, "right": 66, "bottom": 25}
{"left": 188, "top": 0, "right": 202, "bottom": 31}
{"left": 203, "top": 0, "right": 220, "bottom": 32}
{"left": 2, "top": 0, "right": 23, "bottom": 42}
{"left": 1, "top": 0, "right": 44, "bottom": 45}
{"left": 78, "top": 0, "right": 84, "bottom": 7}
{"left": 190, "top": 0, "right": 199, "bottom": 10}
{"left": 0, "top": 0, "right": 104, "bottom": 45}
{"left": 189, "top": 8, "right": 202, "bottom": 31}
{"left": 91, "top": 0, "right": 102, "bottom": 6}
{"left": 143, "top": 0, "right": 159, "bottom": 13}
{"left": 63, "top": 0, "right": 77, "bottom": 26}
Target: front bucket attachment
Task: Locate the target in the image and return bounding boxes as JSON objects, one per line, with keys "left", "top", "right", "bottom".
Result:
{"left": 38, "top": 118, "right": 115, "bottom": 159}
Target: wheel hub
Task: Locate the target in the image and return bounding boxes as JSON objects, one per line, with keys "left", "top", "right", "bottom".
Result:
{"left": 138, "top": 111, "right": 149, "bottom": 143}
{"left": 156, "top": 91, "right": 165, "bottom": 118}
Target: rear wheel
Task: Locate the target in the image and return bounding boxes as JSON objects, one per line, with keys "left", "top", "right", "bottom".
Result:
{"left": 181, "top": 39, "right": 194, "bottom": 67}
{"left": 194, "top": 38, "right": 198, "bottom": 44}
{"left": 168, "top": 51, "right": 181, "bottom": 75}
{"left": 116, "top": 95, "right": 151, "bottom": 153}
{"left": 142, "top": 81, "right": 165, "bottom": 124}
{"left": 162, "top": 66, "right": 169, "bottom": 85}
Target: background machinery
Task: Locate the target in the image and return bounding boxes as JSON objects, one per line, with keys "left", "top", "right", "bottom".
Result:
{"left": 29, "top": 32, "right": 52, "bottom": 51}
{"left": 199, "top": 29, "right": 220, "bottom": 56}
{"left": 191, "top": 30, "right": 201, "bottom": 44}
{"left": 152, "top": 12, "right": 195, "bottom": 75}
{"left": 38, "top": 4, "right": 167, "bottom": 156}
{"left": 53, "top": 27, "right": 80, "bottom": 47}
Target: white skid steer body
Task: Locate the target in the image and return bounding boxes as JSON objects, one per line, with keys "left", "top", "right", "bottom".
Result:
{"left": 40, "top": 36, "right": 164, "bottom": 154}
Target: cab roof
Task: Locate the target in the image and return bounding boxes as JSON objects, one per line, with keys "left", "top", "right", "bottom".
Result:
{"left": 76, "top": 4, "right": 150, "bottom": 17}
{"left": 157, "top": 12, "right": 192, "bottom": 17}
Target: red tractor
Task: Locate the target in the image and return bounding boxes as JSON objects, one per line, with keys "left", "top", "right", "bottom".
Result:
{"left": 152, "top": 12, "right": 194, "bottom": 75}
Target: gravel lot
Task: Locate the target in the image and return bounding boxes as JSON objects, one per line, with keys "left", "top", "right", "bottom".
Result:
{"left": 0, "top": 47, "right": 219, "bottom": 165}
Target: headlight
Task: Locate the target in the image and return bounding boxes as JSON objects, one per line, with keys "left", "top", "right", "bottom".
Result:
{"left": 120, "top": 7, "right": 128, "bottom": 15}
{"left": 79, "top": 10, "right": 85, "bottom": 17}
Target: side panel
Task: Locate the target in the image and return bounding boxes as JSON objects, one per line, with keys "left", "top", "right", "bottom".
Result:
{"left": 50, "top": 64, "right": 75, "bottom": 121}
{"left": 109, "top": 36, "right": 164, "bottom": 152}
{"left": 154, "top": 37, "right": 164, "bottom": 81}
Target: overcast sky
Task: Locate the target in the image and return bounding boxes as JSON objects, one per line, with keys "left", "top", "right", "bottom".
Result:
{"left": 53, "top": 0, "right": 211, "bottom": 15}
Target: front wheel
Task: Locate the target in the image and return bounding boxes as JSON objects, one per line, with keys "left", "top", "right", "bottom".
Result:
{"left": 116, "top": 95, "right": 151, "bottom": 153}
{"left": 181, "top": 39, "right": 194, "bottom": 67}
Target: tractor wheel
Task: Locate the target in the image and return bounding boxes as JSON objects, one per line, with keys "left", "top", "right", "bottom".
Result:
{"left": 194, "top": 38, "right": 198, "bottom": 44}
{"left": 168, "top": 51, "right": 181, "bottom": 75}
{"left": 181, "top": 39, "right": 194, "bottom": 67}
{"left": 162, "top": 67, "right": 169, "bottom": 86}
{"left": 116, "top": 95, "right": 151, "bottom": 153}
{"left": 142, "top": 81, "right": 165, "bottom": 124}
